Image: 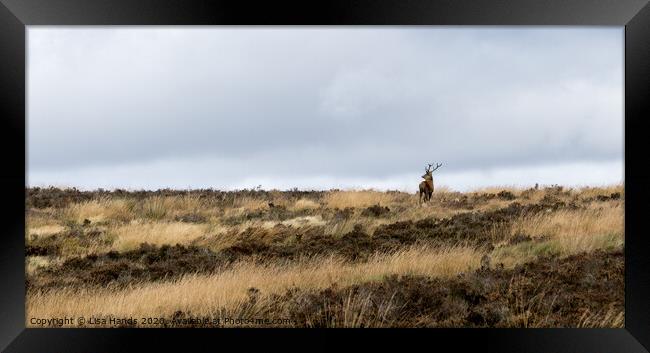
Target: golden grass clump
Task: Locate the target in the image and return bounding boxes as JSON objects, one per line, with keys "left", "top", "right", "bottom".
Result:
{"left": 26, "top": 256, "right": 55, "bottom": 276}
{"left": 26, "top": 209, "right": 59, "bottom": 229}
{"left": 26, "top": 224, "right": 65, "bottom": 238}
{"left": 576, "top": 184, "right": 624, "bottom": 200}
{"left": 492, "top": 202, "right": 624, "bottom": 267}
{"left": 110, "top": 221, "right": 210, "bottom": 251}
{"left": 291, "top": 198, "right": 321, "bottom": 211}
{"left": 281, "top": 215, "right": 326, "bottom": 228}
{"left": 510, "top": 204, "right": 623, "bottom": 243}
{"left": 324, "top": 190, "right": 404, "bottom": 209}
{"left": 359, "top": 245, "right": 482, "bottom": 279}
{"left": 26, "top": 245, "right": 481, "bottom": 323}
{"left": 61, "top": 197, "right": 135, "bottom": 223}
{"left": 577, "top": 306, "right": 625, "bottom": 328}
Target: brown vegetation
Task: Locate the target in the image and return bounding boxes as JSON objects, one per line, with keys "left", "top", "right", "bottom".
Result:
{"left": 25, "top": 184, "right": 624, "bottom": 327}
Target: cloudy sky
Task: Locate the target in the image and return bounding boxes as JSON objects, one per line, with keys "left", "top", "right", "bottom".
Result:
{"left": 27, "top": 27, "right": 623, "bottom": 192}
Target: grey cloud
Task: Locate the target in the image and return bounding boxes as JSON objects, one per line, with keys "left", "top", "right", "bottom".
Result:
{"left": 27, "top": 27, "right": 623, "bottom": 189}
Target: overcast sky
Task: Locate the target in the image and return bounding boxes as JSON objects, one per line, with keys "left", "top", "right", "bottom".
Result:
{"left": 27, "top": 27, "right": 623, "bottom": 192}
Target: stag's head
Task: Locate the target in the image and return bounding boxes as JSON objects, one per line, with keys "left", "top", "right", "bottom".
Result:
{"left": 422, "top": 162, "right": 442, "bottom": 180}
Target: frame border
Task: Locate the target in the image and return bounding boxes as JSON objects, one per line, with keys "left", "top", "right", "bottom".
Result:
{"left": 2, "top": 0, "right": 649, "bottom": 351}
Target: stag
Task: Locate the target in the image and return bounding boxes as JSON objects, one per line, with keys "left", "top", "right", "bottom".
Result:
{"left": 419, "top": 163, "right": 442, "bottom": 204}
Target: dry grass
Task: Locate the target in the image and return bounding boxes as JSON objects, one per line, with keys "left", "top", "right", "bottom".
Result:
{"left": 290, "top": 198, "right": 321, "bottom": 211}
{"left": 138, "top": 195, "right": 210, "bottom": 220}
{"left": 394, "top": 201, "right": 462, "bottom": 220}
{"left": 491, "top": 240, "right": 558, "bottom": 269}
{"left": 576, "top": 184, "right": 624, "bottom": 200}
{"left": 492, "top": 202, "right": 624, "bottom": 267}
{"left": 26, "top": 256, "right": 56, "bottom": 276}
{"left": 61, "top": 198, "right": 134, "bottom": 223}
{"left": 324, "top": 215, "right": 395, "bottom": 237}
{"left": 360, "top": 245, "right": 482, "bottom": 278}
{"left": 469, "top": 185, "right": 524, "bottom": 195}
{"left": 577, "top": 306, "right": 625, "bottom": 328}
{"left": 26, "top": 224, "right": 65, "bottom": 238}
{"left": 510, "top": 203, "right": 623, "bottom": 242}
{"left": 281, "top": 215, "right": 326, "bottom": 228}
{"left": 26, "top": 209, "right": 59, "bottom": 228}
{"left": 25, "top": 185, "right": 624, "bottom": 327}
{"left": 433, "top": 185, "right": 453, "bottom": 193}
{"left": 324, "top": 190, "right": 407, "bottom": 209}
{"left": 110, "top": 221, "right": 210, "bottom": 252}
{"left": 27, "top": 245, "right": 481, "bottom": 324}
{"left": 190, "top": 228, "right": 240, "bottom": 253}
{"left": 60, "top": 195, "right": 219, "bottom": 224}
{"left": 504, "top": 275, "right": 551, "bottom": 328}
{"left": 232, "top": 197, "right": 268, "bottom": 211}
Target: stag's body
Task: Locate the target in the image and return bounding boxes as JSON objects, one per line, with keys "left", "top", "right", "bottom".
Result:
{"left": 419, "top": 163, "right": 442, "bottom": 204}
{"left": 419, "top": 177, "right": 434, "bottom": 203}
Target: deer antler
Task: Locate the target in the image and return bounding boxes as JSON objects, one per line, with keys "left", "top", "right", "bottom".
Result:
{"left": 430, "top": 163, "right": 442, "bottom": 172}
{"left": 425, "top": 163, "right": 433, "bottom": 172}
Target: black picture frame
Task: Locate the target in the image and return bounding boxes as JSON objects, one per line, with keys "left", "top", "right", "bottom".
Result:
{"left": 2, "top": 0, "right": 649, "bottom": 351}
